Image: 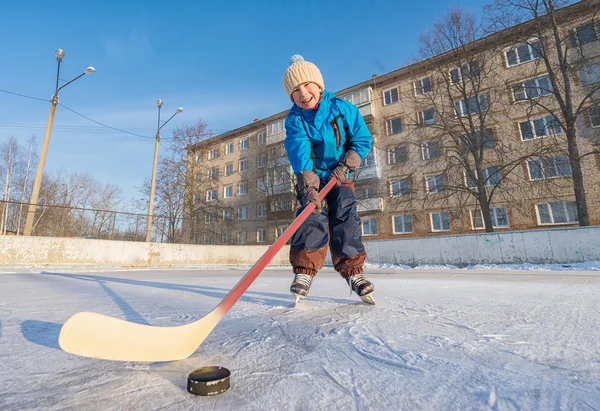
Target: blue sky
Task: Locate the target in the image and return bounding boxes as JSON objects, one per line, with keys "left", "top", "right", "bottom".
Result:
{"left": 0, "top": 0, "right": 490, "bottom": 205}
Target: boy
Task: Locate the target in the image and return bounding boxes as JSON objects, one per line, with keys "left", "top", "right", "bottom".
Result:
{"left": 282, "top": 54, "right": 375, "bottom": 304}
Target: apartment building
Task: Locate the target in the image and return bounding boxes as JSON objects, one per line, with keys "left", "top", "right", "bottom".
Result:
{"left": 186, "top": 1, "right": 600, "bottom": 245}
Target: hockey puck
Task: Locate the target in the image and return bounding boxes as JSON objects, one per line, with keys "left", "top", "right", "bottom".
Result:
{"left": 187, "top": 366, "right": 231, "bottom": 396}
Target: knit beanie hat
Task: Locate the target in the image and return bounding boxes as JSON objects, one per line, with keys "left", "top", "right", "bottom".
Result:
{"left": 282, "top": 55, "right": 324, "bottom": 101}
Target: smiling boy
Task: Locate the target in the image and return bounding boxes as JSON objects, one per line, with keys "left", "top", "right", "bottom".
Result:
{"left": 282, "top": 55, "right": 375, "bottom": 304}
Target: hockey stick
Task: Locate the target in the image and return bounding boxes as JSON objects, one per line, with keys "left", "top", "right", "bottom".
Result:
{"left": 58, "top": 178, "right": 337, "bottom": 362}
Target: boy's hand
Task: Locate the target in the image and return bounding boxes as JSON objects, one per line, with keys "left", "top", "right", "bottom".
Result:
{"left": 297, "top": 170, "right": 322, "bottom": 214}
{"left": 331, "top": 150, "right": 361, "bottom": 186}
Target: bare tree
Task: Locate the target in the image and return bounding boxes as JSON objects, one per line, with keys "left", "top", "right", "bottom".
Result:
{"left": 485, "top": 0, "right": 599, "bottom": 225}
{"left": 404, "top": 6, "right": 556, "bottom": 232}
{"left": 142, "top": 120, "right": 213, "bottom": 243}
{"left": 0, "top": 135, "right": 38, "bottom": 235}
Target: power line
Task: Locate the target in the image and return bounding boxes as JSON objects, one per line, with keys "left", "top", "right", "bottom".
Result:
{"left": 58, "top": 104, "right": 155, "bottom": 139}
{"left": 0, "top": 88, "right": 50, "bottom": 102}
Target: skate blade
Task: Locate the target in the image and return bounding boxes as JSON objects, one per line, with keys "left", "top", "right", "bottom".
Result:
{"left": 292, "top": 293, "right": 305, "bottom": 307}
{"left": 360, "top": 293, "right": 375, "bottom": 305}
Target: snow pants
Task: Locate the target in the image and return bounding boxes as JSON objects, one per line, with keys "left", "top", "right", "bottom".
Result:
{"left": 290, "top": 180, "right": 366, "bottom": 279}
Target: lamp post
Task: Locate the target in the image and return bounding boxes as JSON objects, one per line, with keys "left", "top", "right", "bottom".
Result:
{"left": 23, "top": 49, "right": 95, "bottom": 236}
{"left": 145, "top": 100, "right": 183, "bottom": 242}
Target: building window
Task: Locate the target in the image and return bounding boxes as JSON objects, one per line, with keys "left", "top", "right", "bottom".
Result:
{"left": 362, "top": 218, "right": 378, "bottom": 236}
{"left": 391, "top": 178, "right": 410, "bottom": 197}
{"left": 238, "top": 207, "right": 247, "bottom": 220}
{"left": 223, "top": 208, "right": 233, "bottom": 220}
{"left": 208, "top": 167, "right": 219, "bottom": 181}
{"left": 240, "top": 138, "right": 249, "bottom": 150}
{"left": 505, "top": 40, "right": 542, "bottom": 67}
{"left": 392, "top": 215, "right": 413, "bottom": 234}
{"left": 388, "top": 145, "right": 407, "bottom": 165}
{"left": 520, "top": 115, "right": 563, "bottom": 140}
{"left": 202, "top": 233, "right": 214, "bottom": 245}
{"left": 341, "top": 88, "right": 370, "bottom": 106}
{"left": 267, "top": 119, "right": 285, "bottom": 136}
{"left": 450, "top": 61, "right": 481, "bottom": 82}
{"left": 456, "top": 95, "right": 487, "bottom": 116}
{"left": 276, "top": 225, "right": 289, "bottom": 238}
{"left": 360, "top": 150, "right": 376, "bottom": 168}
{"left": 208, "top": 148, "right": 220, "bottom": 160}
{"left": 237, "top": 230, "right": 247, "bottom": 244}
{"left": 537, "top": 201, "right": 578, "bottom": 225}
{"left": 513, "top": 76, "right": 552, "bottom": 101}
{"left": 431, "top": 211, "right": 450, "bottom": 232}
{"left": 426, "top": 174, "right": 445, "bottom": 193}
{"left": 195, "top": 153, "right": 203, "bottom": 163}
{"left": 258, "top": 153, "right": 267, "bottom": 168}
{"left": 225, "top": 142, "right": 234, "bottom": 155}
{"left": 239, "top": 158, "right": 248, "bottom": 173}
{"left": 419, "top": 108, "right": 436, "bottom": 125}
{"left": 386, "top": 117, "right": 403, "bottom": 135}
{"left": 471, "top": 207, "right": 510, "bottom": 229}
{"left": 257, "top": 203, "right": 267, "bottom": 218}
{"left": 591, "top": 105, "right": 600, "bottom": 127}
{"left": 414, "top": 77, "right": 432, "bottom": 95}
{"left": 461, "top": 129, "right": 494, "bottom": 151}
{"left": 257, "top": 228, "right": 267, "bottom": 243}
{"left": 466, "top": 166, "right": 502, "bottom": 188}
{"left": 225, "top": 163, "right": 233, "bottom": 176}
{"left": 528, "top": 155, "right": 572, "bottom": 180}
{"left": 204, "top": 212, "right": 217, "bottom": 223}
{"left": 384, "top": 87, "right": 399, "bottom": 105}
{"left": 422, "top": 141, "right": 441, "bottom": 161}
{"left": 270, "top": 197, "right": 293, "bottom": 212}
{"left": 257, "top": 130, "right": 267, "bottom": 145}
{"left": 224, "top": 185, "right": 233, "bottom": 198}
{"left": 195, "top": 173, "right": 202, "bottom": 183}
{"left": 356, "top": 186, "right": 375, "bottom": 199}
{"left": 579, "top": 63, "right": 600, "bottom": 85}
{"left": 569, "top": 22, "right": 598, "bottom": 47}
{"left": 206, "top": 189, "right": 217, "bottom": 201}
{"left": 194, "top": 193, "right": 201, "bottom": 203}
{"left": 238, "top": 181, "right": 248, "bottom": 196}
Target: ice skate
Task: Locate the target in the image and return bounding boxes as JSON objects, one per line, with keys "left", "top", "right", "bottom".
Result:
{"left": 347, "top": 273, "right": 375, "bottom": 304}
{"left": 290, "top": 273, "right": 314, "bottom": 304}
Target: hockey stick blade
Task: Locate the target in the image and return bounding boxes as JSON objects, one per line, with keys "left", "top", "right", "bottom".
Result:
{"left": 58, "top": 178, "right": 337, "bottom": 362}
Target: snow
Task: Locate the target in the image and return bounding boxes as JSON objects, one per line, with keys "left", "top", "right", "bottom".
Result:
{"left": 1, "top": 264, "right": 599, "bottom": 410}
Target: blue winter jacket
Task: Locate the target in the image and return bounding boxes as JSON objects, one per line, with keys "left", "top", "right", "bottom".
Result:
{"left": 284, "top": 90, "right": 372, "bottom": 182}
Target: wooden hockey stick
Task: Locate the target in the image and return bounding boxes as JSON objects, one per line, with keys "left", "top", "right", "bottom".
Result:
{"left": 58, "top": 178, "right": 337, "bottom": 362}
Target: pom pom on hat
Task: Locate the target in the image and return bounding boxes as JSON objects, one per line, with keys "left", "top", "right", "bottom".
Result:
{"left": 282, "top": 54, "right": 324, "bottom": 101}
{"left": 289, "top": 54, "right": 304, "bottom": 65}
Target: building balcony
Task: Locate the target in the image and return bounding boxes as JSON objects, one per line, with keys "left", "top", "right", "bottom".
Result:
{"left": 357, "top": 102, "right": 375, "bottom": 122}
{"left": 267, "top": 131, "right": 286, "bottom": 145}
{"left": 354, "top": 164, "right": 380, "bottom": 181}
{"left": 357, "top": 197, "right": 383, "bottom": 214}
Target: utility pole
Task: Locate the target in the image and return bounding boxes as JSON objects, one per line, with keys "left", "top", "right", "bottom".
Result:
{"left": 145, "top": 100, "right": 183, "bottom": 242}
{"left": 23, "top": 49, "right": 94, "bottom": 236}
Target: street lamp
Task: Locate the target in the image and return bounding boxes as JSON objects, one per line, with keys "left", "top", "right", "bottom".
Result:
{"left": 145, "top": 100, "right": 183, "bottom": 242}
{"left": 23, "top": 49, "right": 95, "bottom": 236}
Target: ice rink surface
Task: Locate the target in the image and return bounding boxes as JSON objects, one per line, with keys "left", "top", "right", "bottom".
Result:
{"left": 0, "top": 265, "right": 599, "bottom": 410}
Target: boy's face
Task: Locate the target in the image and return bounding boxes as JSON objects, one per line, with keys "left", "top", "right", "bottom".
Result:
{"left": 291, "top": 82, "right": 322, "bottom": 109}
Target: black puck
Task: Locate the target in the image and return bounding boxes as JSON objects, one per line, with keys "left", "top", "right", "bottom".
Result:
{"left": 187, "top": 366, "right": 231, "bottom": 396}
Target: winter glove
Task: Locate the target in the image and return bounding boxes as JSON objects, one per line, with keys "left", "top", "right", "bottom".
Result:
{"left": 297, "top": 170, "right": 322, "bottom": 214}
{"left": 331, "top": 150, "right": 361, "bottom": 186}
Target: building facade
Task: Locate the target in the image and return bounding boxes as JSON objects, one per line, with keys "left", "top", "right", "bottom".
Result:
{"left": 186, "top": 1, "right": 600, "bottom": 245}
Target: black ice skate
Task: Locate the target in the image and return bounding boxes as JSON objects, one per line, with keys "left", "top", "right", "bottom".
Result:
{"left": 347, "top": 273, "right": 375, "bottom": 304}
{"left": 290, "top": 273, "right": 314, "bottom": 304}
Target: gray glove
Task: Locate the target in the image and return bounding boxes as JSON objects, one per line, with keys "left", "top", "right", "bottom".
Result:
{"left": 331, "top": 150, "right": 361, "bottom": 186}
{"left": 297, "top": 170, "right": 322, "bottom": 214}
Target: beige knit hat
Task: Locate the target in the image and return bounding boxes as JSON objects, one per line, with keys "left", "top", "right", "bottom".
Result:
{"left": 282, "top": 55, "right": 324, "bottom": 101}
